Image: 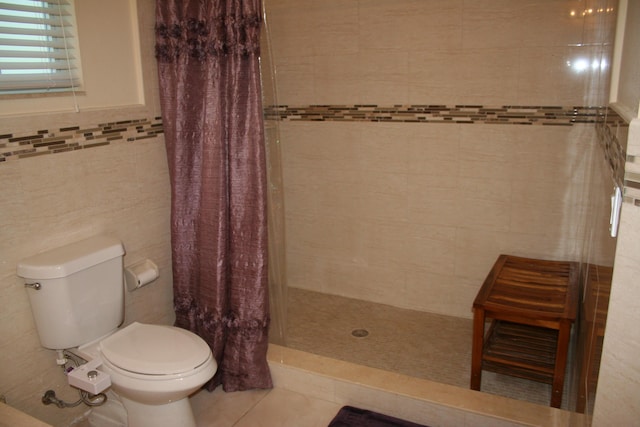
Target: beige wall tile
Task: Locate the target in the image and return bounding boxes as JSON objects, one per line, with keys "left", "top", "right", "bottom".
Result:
{"left": 358, "top": 51, "right": 410, "bottom": 105}
{"left": 319, "top": 260, "right": 405, "bottom": 304}
{"left": 407, "top": 174, "right": 462, "bottom": 228}
{"left": 359, "top": 123, "right": 411, "bottom": 172}
{"left": 313, "top": 54, "right": 366, "bottom": 104}
{"left": 284, "top": 252, "right": 324, "bottom": 291}
{"left": 408, "top": 50, "right": 470, "bottom": 105}
{"left": 281, "top": 122, "right": 362, "bottom": 170}
{"left": 461, "top": 0, "right": 585, "bottom": 49}
{"left": 458, "top": 176, "right": 512, "bottom": 203}
{"left": 503, "top": 232, "right": 582, "bottom": 262}
{"left": 264, "top": 0, "right": 315, "bottom": 60}
{"left": 357, "top": 188, "right": 409, "bottom": 222}
{"left": 517, "top": 45, "right": 611, "bottom": 106}
{"left": 454, "top": 228, "right": 506, "bottom": 273}
{"left": 403, "top": 269, "right": 469, "bottom": 316}
{"left": 269, "top": 56, "right": 315, "bottom": 106}
{"left": 406, "top": 124, "right": 461, "bottom": 174}
{"left": 403, "top": 224, "right": 457, "bottom": 274}
{"left": 594, "top": 204, "right": 640, "bottom": 425}
{"left": 458, "top": 48, "right": 521, "bottom": 105}
{"left": 267, "top": 0, "right": 614, "bottom": 107}
{"left": 459, "top": 198, "right": 512, "bottom": 233}
{"left": 311, "top": 0, "right": 359, "bottom": 57}
{"left": 358, "top": 0, "right": 464, "bottom": 52}
{"left": 360, "top": 220, "right": 412, "bottom": 268}
{"left": 280, "top": 118, "right": 604, "bottom": 317}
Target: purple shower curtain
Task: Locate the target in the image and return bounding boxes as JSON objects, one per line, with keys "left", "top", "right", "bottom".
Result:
{"left": 155, "top": 0, "right": 272, "bottom": 391}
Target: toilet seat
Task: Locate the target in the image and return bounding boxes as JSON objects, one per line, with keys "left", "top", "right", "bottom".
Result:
{"left": 100, "top": 322, "right": 211, "bottom": 375}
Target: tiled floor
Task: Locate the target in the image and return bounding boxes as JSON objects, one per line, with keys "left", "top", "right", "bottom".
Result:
{"left": 189, "top": 343, "right": 580, "bottom": 427}
{"left": 191, "top": 387, "right": 342, "bottom": 427}
{"left": 76, "top": 386, "right": 342, "bottom": 427}
{"left": 284, "top": 287, "right": 573, "bottom": 409}
{"left": 84, "top": 287, "right": 580, "bottom": 427}
{"left": 79, "top": 334, "right": 578, "bottom": 427}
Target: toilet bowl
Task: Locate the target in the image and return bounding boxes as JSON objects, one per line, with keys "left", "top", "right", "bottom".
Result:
{"left": 78, "top": 322, "right": 217, "bottom": 427}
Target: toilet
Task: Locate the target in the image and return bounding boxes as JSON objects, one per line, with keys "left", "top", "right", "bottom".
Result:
{"left": 17, "top": 235, "right": 216, "bottom": 427}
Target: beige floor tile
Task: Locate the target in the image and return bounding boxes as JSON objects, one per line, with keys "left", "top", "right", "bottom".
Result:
{"left": 192, "top": 387, "right": 270, "bottom": 427}
{"left": 230, "top": 388, "right": 342, "bottom": 427}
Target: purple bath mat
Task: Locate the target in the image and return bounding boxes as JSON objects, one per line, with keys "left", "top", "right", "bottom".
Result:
{"left": 328, "top": 406, "right": 430, "bottom": 427}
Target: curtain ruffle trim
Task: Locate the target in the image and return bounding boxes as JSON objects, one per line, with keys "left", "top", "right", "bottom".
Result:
{"left": 174, "top": 295, "right": 270, "bottom": 331}
{"left": 156, "top": 16, "right": 261, "bottom": 62}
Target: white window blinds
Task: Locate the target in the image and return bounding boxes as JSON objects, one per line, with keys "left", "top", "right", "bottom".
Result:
{"left": 0, "top": 0, "right": 81, "bottom": 94}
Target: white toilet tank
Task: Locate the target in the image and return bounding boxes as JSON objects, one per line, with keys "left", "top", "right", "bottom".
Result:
{"left": 17, "top": 236, "right": 125, "bottom": 350}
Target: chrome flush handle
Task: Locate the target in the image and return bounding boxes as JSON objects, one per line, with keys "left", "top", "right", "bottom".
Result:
{"left": 25, "top": 282, "right": 42, "bottom": 290}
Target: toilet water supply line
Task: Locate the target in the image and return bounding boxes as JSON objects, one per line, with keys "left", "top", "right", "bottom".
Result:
{"left": 41, "top": 350, "right": 107, "bottom": 408}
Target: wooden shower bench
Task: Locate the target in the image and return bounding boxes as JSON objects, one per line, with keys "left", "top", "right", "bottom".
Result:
{"left": 470, "top": 254, "right": 579, "bottom": 408}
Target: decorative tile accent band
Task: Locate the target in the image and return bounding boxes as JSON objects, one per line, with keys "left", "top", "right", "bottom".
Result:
{"left": 0, "top": 116, "right": 164, "bottom": 163}
{"left": 596, "top": 111, "right": 628, "bottom": 190}
{"left": 264, "top": 104, "right": 617, "bottom": 126}
{"left": 266, "top": 103, "right": 631, "bottom": 206}
{"left": 1, "top": 105, "right": 631, "bottom": 206}
{"left": 624, "top": 158, "right": 640, "bottom": 207}
{"left": 1, "top": 105, "right": 621, "bottom": 166}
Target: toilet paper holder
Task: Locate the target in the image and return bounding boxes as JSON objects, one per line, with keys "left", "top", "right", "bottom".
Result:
{"left": 124, "top": 259, "right": 159, "bottom": 291}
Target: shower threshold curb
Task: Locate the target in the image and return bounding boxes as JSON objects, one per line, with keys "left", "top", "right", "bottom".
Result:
{"left": 267, "top": 344, "right": 583, "bottom": 427}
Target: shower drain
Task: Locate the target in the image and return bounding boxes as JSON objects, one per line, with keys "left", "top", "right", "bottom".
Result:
{"left": 351, "top": 328, "right": 369, "bottom": 338}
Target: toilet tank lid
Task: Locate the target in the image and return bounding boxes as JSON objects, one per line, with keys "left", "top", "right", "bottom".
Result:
{"left": 17, "top": 235, "right": 124, "bottom": 279}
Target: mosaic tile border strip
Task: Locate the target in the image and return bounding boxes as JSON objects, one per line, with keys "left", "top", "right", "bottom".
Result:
{"left": 264, "top": 104, "right": 620, "bottom": 126}
{"left": 0, "top": 116, "right": 164, "bottom": 163}
{"left": 1, "top": 104, "right": 621, "bottom": 166}
{"left": 596, "top": 111, "right": 628, "bottom": 190}
{"left": 1, "top": 105, "right": 631, "bottom": 208}
{"left": 591, "top": 109, "right": 634, "bottom": 206}
{"left": 623, "top": 154, "right": 640, "bottom": 208}
{"left": 267, "top": 103, "right": 632, "bottom": 206}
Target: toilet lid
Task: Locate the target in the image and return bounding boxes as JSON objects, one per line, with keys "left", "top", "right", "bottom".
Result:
{"left": 100, "top": 322, "right": 211, "bottom": 375}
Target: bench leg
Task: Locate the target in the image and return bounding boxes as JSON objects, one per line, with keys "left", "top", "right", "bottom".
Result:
{"left": 470, "top": 308, "right": 485, "bottom": 390}
{"left": 551, "top": 321, "right": 571, "bottom": 408}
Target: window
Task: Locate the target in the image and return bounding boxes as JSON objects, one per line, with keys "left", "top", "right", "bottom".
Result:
{"left": 0, "top": 0, "right": 81, "bottom": 95}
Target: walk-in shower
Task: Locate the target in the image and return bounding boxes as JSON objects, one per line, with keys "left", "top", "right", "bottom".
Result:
{"left": 260, "top": 0, "right": 623, "bottom": 419}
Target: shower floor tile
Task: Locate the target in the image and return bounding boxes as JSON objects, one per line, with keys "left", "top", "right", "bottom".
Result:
{"left": 284, "top": 287, "right": 572, "bottom": 409}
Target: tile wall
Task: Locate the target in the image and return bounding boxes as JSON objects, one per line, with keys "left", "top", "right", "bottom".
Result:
{"left": 591, "top": 1, "right": 640, "bottom": 423}
{"left": 264, "top": 0, "right": 617, "bottom": 107}
{"left": 0, "top": 118, "right": 173, "bottom": 426}
{"left": 593, "top": 118, "right": 640, "bottom": 425}
{"left": 277, "top": 116, "right": 619, "bottom": 318}
{"left": 263, "top": 1, "right": 626, "bottom": 421}
{"left": 266, "top": 105, "right": 607, "bottom": 126}
{"left": 265, "top": 0, "right": 620, "bottom": 319}
{"left": 0, "top": 118, "right": 163, "bottom": 162}
{"left": 0, "top": 0, "right": 175, "bottom": 425}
